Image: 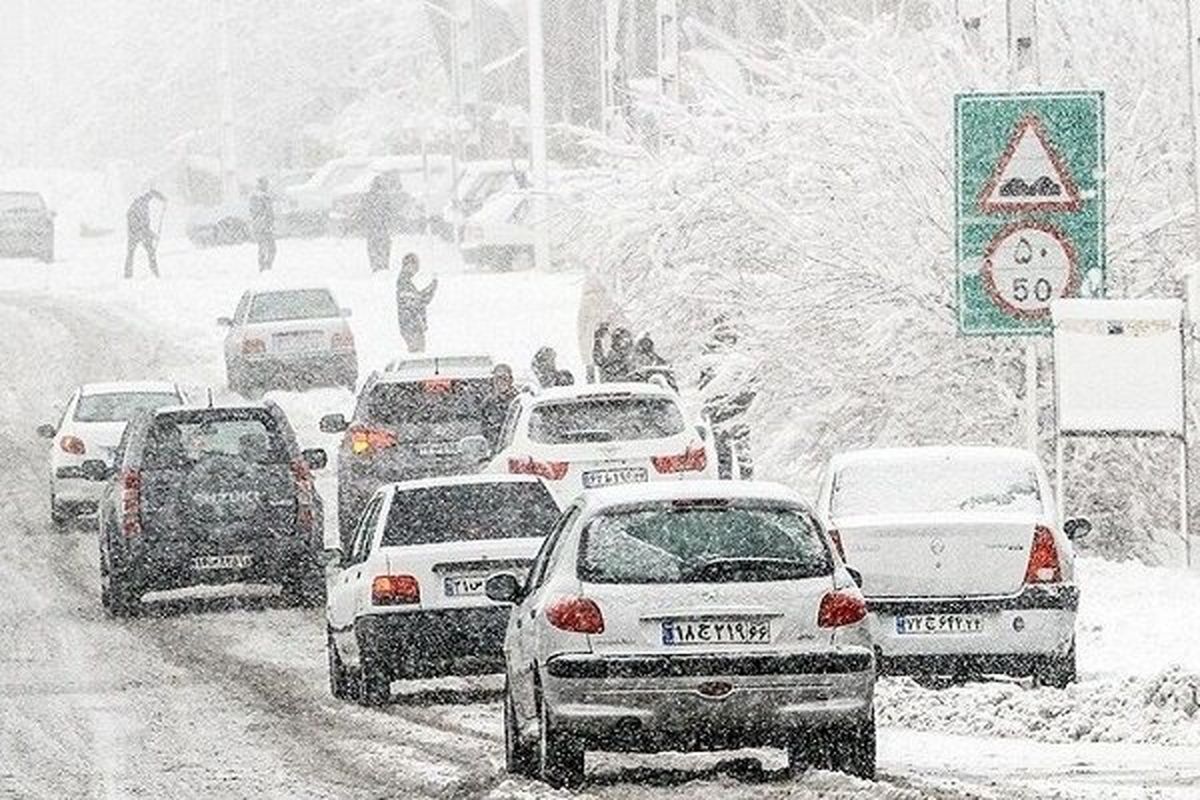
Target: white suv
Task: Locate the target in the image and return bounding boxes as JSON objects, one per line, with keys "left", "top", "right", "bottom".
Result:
{"left": 815, "top": 446, "right": 1089, "bottom": 687}
{"left": 487, "top": 382, "right": 718, "bottom": 507}
{"left": 488, "top": 480, "right": 876, "bottom": 787}
{"left": 325, "top": 475, "right": 562, "bottom": 706}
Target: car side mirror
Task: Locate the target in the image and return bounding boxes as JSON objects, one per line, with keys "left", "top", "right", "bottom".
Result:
{"left": 81, "top": 459, "right": 111, "bottom": 482}
{"left": 217, "top": 316, "right": 233, "bottom": 327}
{"left": 319, "top": 413, "right": 348, "bottom": 434}
{"left": 1064, "top": 517, "right": 1092, "bottom": 541}
{"left": 846, "top": 567, "right": 864, "bottom": 589}
{"left": 36, "top": 423, "right": 56, "bottom": 439}
{"left": 485, "top": 573, "right": 523, "bottom": 604}
{"left": 459, "top": 434, "right": 490, "bottom": 463}
{"left": 341, "top": 307, "right": 352, "bottom": 318}
{"left": 302, "top": 448, "right": 328, "bottom": 470}
{"left": 695, "top": 424, "right": 709, "bottom": 442}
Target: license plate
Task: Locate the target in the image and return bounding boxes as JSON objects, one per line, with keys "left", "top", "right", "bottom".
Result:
{"left": 192, "top": 553, "right": 253, "bottom": 571}
{"left": 894, "top": 613, "right": 985, "bottom": 635}
{"left": 661, "top": 618, "right": 771, "bottom": 646}
{"left": 582, "top": 467, "right": 648, "bottom": 489}
{"left": 443, "top": 574, "right": 488, "bottom": 597}
{"left": 416, "top": 441, "right": 461, "bottom": 457}
{"left": 272, "top": 332, "right": 322, "bottom": 353}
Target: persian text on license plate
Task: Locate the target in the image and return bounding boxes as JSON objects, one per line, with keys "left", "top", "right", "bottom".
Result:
{"left": 661, "top": 618, "right": 771, "bottom": 646}
{"left": 894, "top": 613, "right": 984, "bottom": 635}
{"left": 443, "top": 574, "right": 488, "bottom": 597}
{"left": 272, "top": 332, "right": 322, "bottom": 353}
{"left": 582, "top": 467, "right": 648, "bottom": 489}
{"left": 192, "top": 553, "right": 253, "bottom": 571}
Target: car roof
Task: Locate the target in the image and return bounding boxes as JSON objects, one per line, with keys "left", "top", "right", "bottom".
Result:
{"left": 581, "top": 480, "right": 804, "bottom": 516}
{"left": 244, "top": 286, "right": 335, "bottom": 298}
{"left": 384, "top": 474, "right": 545, "bottom": 495}
{"left": 151, "top": 400, "right": 274, "bottom": 417}
{"left": 376, "top": 354, "right": 495, "bottom": 382}
{"left": 829, "top": 445, "right": 1038, "bottom": 468}
{"left": 531, "top": 381, "right": 678, "bottom": 404}
{"left": 79, "top": 381, "right": 179, "bottom": 397}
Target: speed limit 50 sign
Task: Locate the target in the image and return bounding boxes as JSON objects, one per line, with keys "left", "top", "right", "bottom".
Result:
{"left": 956, "top": 92, "right": 1104, "bottom": 335}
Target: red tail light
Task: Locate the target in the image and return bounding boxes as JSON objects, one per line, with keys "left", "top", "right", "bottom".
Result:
{"left": 331, "top": 331, "right": 355, "bottom": 351}
{"left": 291, "top": 458, "right": 315, "bottom": 533}
{"left": 372, "top": 575, "right": 420, "bottom": 605}
{"left": 508, "top": 456, "right": 569, "bottom": 480}
{"left": 827, "top": 528, "right": 846, "bottom": 561}
{"left": 818, "top": 590, "right": 867, "bottom": 628}
{"left": 1024, "top": 525, "right": 1062, "bottom": 584}
{"left": 546, "top": 596, "right": 605, "bottom": 634}
{"left": 59, "top": 435, "right": 86, "bottom": 455}
{"left": 349, "top": 425, "right": 398, "bottom": 456}
{"left": 120, "top": 469, "right": 141, "bottom": 537}
{"left": 421, "top": 378, "right": 454, "bottom": 393}
{"left": 242, "top": 338, "right": 266, "bottom": 355}
{"left": 651, "top": 444, "right": 707, "bottom": 474}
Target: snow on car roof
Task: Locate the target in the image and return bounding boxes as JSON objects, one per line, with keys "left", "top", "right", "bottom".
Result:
{"left": 830, "top": 445, "right": 1037, "bottom": 467}
{"left": 384, "top": 474, "right": 544, "bottom": 494}
{"left": 533, "top": 381, "right": 678, "bottom": 404}
{"left": 378, "top": 354, "right": 494, "bottom": 381}
{"left": 79, "top": 380, "right": 178, "bottom": 396}
{"left": 583, "top": 479, "right": 803, "bottom": 514}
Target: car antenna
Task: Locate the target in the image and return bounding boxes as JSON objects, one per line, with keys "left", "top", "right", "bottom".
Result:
{"left": 206, "top": 387, "right": 214, "bottom": 408}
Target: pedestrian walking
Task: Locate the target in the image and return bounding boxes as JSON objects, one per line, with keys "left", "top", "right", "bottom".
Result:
{"left": 248, "top": 177, "right": 276, "bottom": 272}
{"left": 361, "top": 175, "right": 393, "bottom": 273}
{"left": 481, "top": 363, "right": 517, "bottom": 452}
{"left": 395, "top": 253, "right": 437, "bottom": 353}
{"left": 124, "top": 189, "right": 165, "bottom": 278}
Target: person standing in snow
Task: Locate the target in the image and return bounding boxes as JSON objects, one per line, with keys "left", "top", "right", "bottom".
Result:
{"left": 481, "top": 363, "right": 517, "bottom": 452}
{"left": 395, "top": 253, "right": 437, "bottom": 352}
{"left": 361, "top": 175, "right": 394, "bottom": 273}
{"left": 592, "top": 323, "right": 636, "bottom": 382}
{"left": 248, "top": 177, "right": 276, "bottom": 272}
{"left": 124, "top": 189, "right": 165, "bottom": 279}
{"left": 531, "top": 347, "right": 573, "bottom": 389}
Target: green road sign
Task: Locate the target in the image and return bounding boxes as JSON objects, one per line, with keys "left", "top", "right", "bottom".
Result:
{"left": 955, "top": 91, "right": 1105, "bottom": 335}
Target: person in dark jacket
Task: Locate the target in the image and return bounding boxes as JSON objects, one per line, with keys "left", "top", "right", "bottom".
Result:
{"left": 532, "top": 347, "right": 573, "bottom": 389}
{"left": 248, "top": 177, "right": 275, "bottom": 272}
{"left": 699, "top": 317, "right": 755, "bottom": 479}
{"left": 124, "top": 189, "right": 165, "bottom": 278}
{"left": 361, "top": 175, "right": 394, "bottom": 272}
{"left": 592, "top": 323, "right": 636, "bottom": 382}
{"left": 481, "top": 363, "right": 517, "bottom": 452}
{"left": 395, "top": 253, "right": 437, "bottom": 352}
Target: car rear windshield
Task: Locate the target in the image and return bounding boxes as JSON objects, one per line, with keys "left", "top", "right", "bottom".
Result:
{"left": 382, "top": 482, "right": 560, "bottom": 546}
{"left": 831, "top": 455, "right": 1043, "bottom": 517}
{"left": 579, "top": 503, "right": 832, "bottom": 584}
{"left": 74, "top": 392, "right": 179, "bottom": 423}
{"left": 143, "top": 411, "right": 288, "bottom": 468}
{"left": 529, "top": 396, "right": 685, "bottom": 444}
{"left": 364, "top": 379, "right": 489, "bottom": 426}
{"left": 247, "top": 290, "right": 339, "bottom": 323}
{"left": 0, "top": 192, "right": 43, "bottom": 212}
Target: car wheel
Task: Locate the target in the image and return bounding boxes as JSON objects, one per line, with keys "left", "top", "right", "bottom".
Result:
{"left": 327, "top": 629, "right": 353, "bottom": 700}
{"left": 104, "top": 559, "right": 142, "bottom": 618}
{"left": 1034, "top": 641, "right": 1077, "bottom": 689}
{"left": 504, "top": 679, "right": 538, "bottom": 777}
{"left": 355, "top": 628, "right": 391, "bottom": 707}
{"left": 50, "top": 493, "right": 70, "bottom": 529}
{"left": 537, "top": 687, "right": 584, "bottom": 787}
{"left": 832, "top": 714, "right": 876, "bottom": 780}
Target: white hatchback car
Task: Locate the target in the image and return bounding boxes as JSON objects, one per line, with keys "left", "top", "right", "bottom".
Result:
{"left": 488, "top": 481, "right": 876, "bottom": 787}
{"left": 815, "top": 446, "right": 1090, "bottom": 687}
{"left": 487, "top": 382, "right": 718, "bottom": 507}
{"left": 37, "top": 381, "right": 185, "bottom": 526}
{"left": 325, "top": 475, "right": 562, "bottom": 706}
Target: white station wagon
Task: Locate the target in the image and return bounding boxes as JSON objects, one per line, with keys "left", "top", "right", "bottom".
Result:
{"left": 815, "top": 446, "right": 1090, "bottom": 687}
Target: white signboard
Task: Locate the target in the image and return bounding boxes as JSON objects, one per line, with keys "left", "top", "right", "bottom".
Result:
{"left": 1052, "top": 299, "right": 1184, "bottom": 436}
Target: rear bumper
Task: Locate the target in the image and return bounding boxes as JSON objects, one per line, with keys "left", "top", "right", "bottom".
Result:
{"left": 233, "top": 352, "right": 357, "bottom": 386}
{"left": 119, "top": 536, "right": 321, "bottom": 593}
{"left": 51, "top": 473, "right": 104, "bottom": 505}
{"left": 357, "top": 607, "right": 510, "bottom": 677}
{"left": 542, "top": 649, "right": 874, "bottom": 751}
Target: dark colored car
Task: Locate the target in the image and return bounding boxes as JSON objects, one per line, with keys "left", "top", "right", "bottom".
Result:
{"left": 320, "top": 356, "right": 495, "bottom": 551}
{"left": 0, "top": 191, "right": 54, "bottom": 262}
{"left": 89, "top": 401, "right": 329, "bottom": 616}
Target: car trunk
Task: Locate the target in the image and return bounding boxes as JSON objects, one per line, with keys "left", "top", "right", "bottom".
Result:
{"left": 548, "top": 435, "right": 698, "bottom": 490}
{"left": 383, "top": 538, "right": 543, "bottom": 611}
{"left": 834, "top": 512, "right": 1037, "bottom": 598}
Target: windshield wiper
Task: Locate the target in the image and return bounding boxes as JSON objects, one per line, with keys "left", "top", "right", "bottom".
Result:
{"left": 559, "top": 428, "right": 613, "bottom": 443}
{"left": 683, "top": 557, "right": 815, "bottom": 582}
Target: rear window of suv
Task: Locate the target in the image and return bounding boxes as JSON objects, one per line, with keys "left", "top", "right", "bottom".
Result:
{"left": 382, "top": 482, "right": 560, "bottom": 546}
{"left": 579, "top": 503, "right": 832, "bottom": 584}
{"left": 142, "top": 411, "right": 288, "bottom": 468}
{"left": 75, "top": 392, "right": 179, "bottom": 423}
{"left": 248, "top": 289, "right": 339, "bottom": 323}
{"left": 529, "top": 396, "right": 685, "bottom": 444}
{"left": 365, "top": 379, "right": 489, "bottom": 426}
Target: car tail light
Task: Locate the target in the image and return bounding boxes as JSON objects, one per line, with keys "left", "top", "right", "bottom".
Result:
{"left": 349, "top": 425, "right": 398, "bottom": 455}
{"left": 650, "top": 444, "right": 707, "bottom": 474}
{"left": 291, "top": 458, "right": 315, "bottom": 533}
{"left": 331, "top": 331, "right": 355, "bottom": 351}
{"left": 59, "top": 435, "right": 86, "bottom": 455}
{"left": 546, "top": 596, "right": 605, "bottom": 634}
{"left": 242, "top": 338, "right": 266, "bottom": 355}
{"left": 120, "top": 469, "right": 141, "bottom": 537}
{"left": 372, "top": 575, "right": 420, "bottom": 605}
{"left": 818, "top": 590, "right": 867, "bottom": 628}
{"left": 1024, "top": 525, "right": 1062, "bottom": 584}
{"left": 827, "top": 528, "right": 846, "bottom": 561}
{"left": 421, "top": 378, "right": 453, "bottom": 393}
{"left": 508, "top": 456, "right": 568, "bottom": 480}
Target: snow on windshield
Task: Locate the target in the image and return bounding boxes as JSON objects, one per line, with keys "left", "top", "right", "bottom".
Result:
{"left": 74, "top": 392, "right": 179, "bottom": 422}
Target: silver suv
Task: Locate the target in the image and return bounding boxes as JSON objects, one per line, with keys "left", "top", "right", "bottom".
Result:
{"left": 487, "top": 480, "right": 876, "bottom": 787}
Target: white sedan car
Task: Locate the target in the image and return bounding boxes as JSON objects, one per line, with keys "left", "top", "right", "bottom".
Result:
{"left": 325, "top": 475, "right": 562, "bottom": 706}
{"left": 487, "top": 382, "right": 718, "bottom": 507}
{"left": 815, "top": 446, "right": 1090, "bottom": 687}
{"left": 37, "top": 381, "right": 185, "bottom": 526}
{"left": 488, "top": 480, "right": 875, "bottom": 787}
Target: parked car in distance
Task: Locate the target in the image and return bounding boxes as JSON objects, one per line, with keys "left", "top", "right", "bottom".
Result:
{"left": 38, "top": 381, "right": 186, "bottom": 527}
{"left": 186, "top": 170, "right": 325, "bottom": 247}
{"left": 326, "top": 475, "right": 562, "bottom": 706}
{"left": 324, "top": 155, "right": 454, "bottom": 237}
{"left": 814, "top": 446, "right": 1089, "bottom": 688}
{"left": 486, "top": 382, "right": 718, "bottom": 508}
{"left": 0, "top": 190, "right": 54, "bottom": 262}
{"left": 490, "top": 480, "right": 876, "bottom": 787}
{"left": 221, "top": 287, "right": 358, "bottom": 396}
{"left": 89, "top": 400, "right": 328, "bottom": 616}
{"left": 321, "top": 355, "right": 496, "bottom": 550}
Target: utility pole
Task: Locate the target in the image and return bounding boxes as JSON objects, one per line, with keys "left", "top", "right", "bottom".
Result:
{"left": 218, "top": 0, "right": 237, "bottom": 202}
{"left": 20, "top": 0, "right": 32, "bottom": 164}
{"left": 656, "top": 0, "right": 680, "bottom": 102}
{"left": 1187, "top": 0, "right": 1200, "bottom": 292}
{"left": 527, "top": 0, "right": 550, "bottom": 271}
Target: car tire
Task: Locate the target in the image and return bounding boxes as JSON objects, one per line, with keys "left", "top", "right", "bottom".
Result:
{"left": 327, "top": 629, "right": 353, "bottom": 700}
{"left": 834, "top": 715, "right": 876, "bottom": 780}
{"left": 1034, "top": 641, "right": 1077, "bottom": 689}
{"left": 282, "top": 571, "right": 325, "bottom": 608}
{"left": 102, "top": 554, "right": 141, "bottom": 618}
{"left": 355, "top": 628, "right": 391, "bottom": 707}
{"left": 504, "top": 680, "right": 538, "bottom": 777}
{"left": 50, "top": 493, "right": 70, "bottom": 529}
{"left": 537, "top": 689, "right": 584, "bottom": 788}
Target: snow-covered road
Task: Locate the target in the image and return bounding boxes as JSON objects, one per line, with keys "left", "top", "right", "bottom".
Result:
{"left": 0, "top": 236, "right": 1197, "bottom": 798}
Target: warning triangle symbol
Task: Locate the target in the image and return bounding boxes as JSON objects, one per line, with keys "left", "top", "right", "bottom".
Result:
{"left": 978, "top": 113, "right": 1082, "bottom": 214}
